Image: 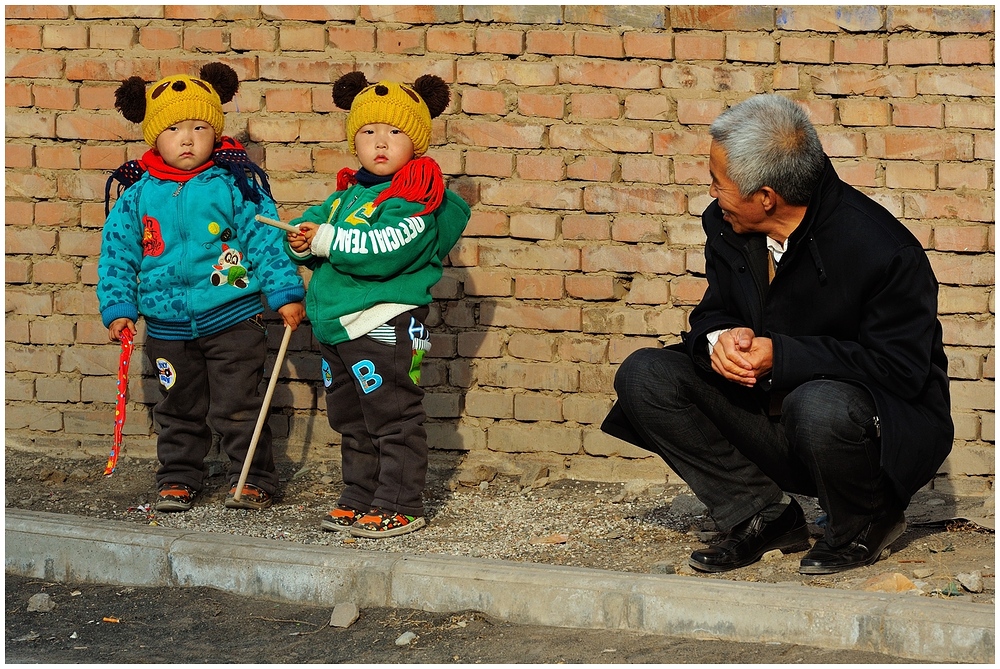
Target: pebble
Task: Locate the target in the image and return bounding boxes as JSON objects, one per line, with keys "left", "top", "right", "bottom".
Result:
{"left": 669, "top": 494, "right": 707, "bottom": 517}
{"left": 329, "top": 602, "right": 359, "bottom": 628}
{"left": 395, "top": 631, "right": 418, "bottom": 646}
{"left": 650, "top": 561, "right": 676, "bottom": 574}
{"left": 957, "top": 570, "right": 984, "bottom": 593}
{"left": 862, "top": 572, "right": 917, "bottom": 593}
{"left": 27, "top": 593, "right": 55, "bottom": 612}
{"left": 912, "top": 567, "right": 935, "bottom": 579}
{"left": 761, "top": 549, "right": 783, "bottom": 563}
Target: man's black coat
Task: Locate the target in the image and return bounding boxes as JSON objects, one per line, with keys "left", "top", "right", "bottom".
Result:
{"left": 605, "top": 158, "right": 953, "bottom": 501}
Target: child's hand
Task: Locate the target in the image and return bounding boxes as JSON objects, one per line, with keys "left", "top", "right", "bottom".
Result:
{"left": 287, "top": 222, "right": 317, "bottom": 253}
{"left": 109, "top": 318, "right": 136, "bottom": 342}
{"left": 277, "top": 302, "right": 306, "bottom": 331}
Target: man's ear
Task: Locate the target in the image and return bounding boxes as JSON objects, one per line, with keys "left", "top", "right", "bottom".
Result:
{"left": 758, "top": 186, "right": 780, "bottom": 214}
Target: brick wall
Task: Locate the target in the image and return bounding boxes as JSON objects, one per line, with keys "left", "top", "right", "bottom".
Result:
{"left": 5, "top": 5, "right": 995, "bottom": 495}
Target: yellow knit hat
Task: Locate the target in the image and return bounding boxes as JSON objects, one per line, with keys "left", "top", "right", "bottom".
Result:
{"left": 140, "top": 74, "right": 225, "bottom": 146}
{"left": 345, "top": 81, "right": 432, "bottom": 156}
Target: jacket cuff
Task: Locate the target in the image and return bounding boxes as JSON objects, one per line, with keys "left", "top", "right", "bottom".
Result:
{"left": 265, "top": 286, "right": 306, "bottom": 311}
{"left": 102, "top": 302, "right": 139, "bottom": 328}
{"left": 310, "top": 224, "right": 335, "bottom": 258}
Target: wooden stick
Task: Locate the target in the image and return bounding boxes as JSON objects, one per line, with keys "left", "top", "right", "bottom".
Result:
{"left": 255, "top": 214, "right": 299, "bottom": 234}
{"left": 233, "top": 323, "right": 293, "bottom": 501}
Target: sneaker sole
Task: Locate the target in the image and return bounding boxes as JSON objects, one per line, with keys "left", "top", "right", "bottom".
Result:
{"left": 320, "top": 518, "right": 356, "bottom": 533}
{"left": 224, "top": 497, "right": 272, "bottom": 510}
{"left": 798, "top": 520, "right": 907, "bottom": 575}
{"left": 154, "top": 499, "right": 192, "bottom": 512}
{"left": 350, "top": 516, "right": 426, "bottom": 538}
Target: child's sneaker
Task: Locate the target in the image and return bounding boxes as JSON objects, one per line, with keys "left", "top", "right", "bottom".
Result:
{"left": 350, "top": 508, "right": 426, "bottom": 538}
{"left": 224, "top": 483, "right": 272, "bottom": 510}
{"left": 320, "top": 504, "right": 364, "bottom": 533}
{"left": 155, "top": 483, "right": 195, "bottom": 512}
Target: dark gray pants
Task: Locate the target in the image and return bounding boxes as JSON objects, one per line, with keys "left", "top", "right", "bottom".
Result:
{"left": 144, "top": 319, "right": 277, "bottom": 494}
{"left": 320, "top": 308, "right": 429, "bottom": 517}
{"left": 609, "top": 347, "right": 896, "bottom": 547}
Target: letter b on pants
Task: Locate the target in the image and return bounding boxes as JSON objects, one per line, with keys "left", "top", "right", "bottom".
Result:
{"left": 351, "top": 359, "right": 382, "bottom": 394}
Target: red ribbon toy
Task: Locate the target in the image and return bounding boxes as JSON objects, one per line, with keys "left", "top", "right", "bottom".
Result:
{"left": 104, "top": 327, "right": 134, "bottom": 476}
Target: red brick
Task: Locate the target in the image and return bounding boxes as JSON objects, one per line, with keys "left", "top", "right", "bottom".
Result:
{"left": 35, "top": 145, "right": 79, "bottom": 169}
{"left": 772, "top": 64, "right": 800, "bottom": 90}
{"left": 673, "top": 34, "right": 724, "bottom": 61}
{"left": 938, "top": 163, "right": 991, "bottom": 191}
{"left": 514, "top": 274, "right": 563, "bottom": 300}
{"left": 516, "top": 154, "right": 564, "bottom": 181}
{"left": 612, "top": 216, "right": 666, "bottom": 243}
{"left": 480, "top": 181, "right": 583, "bottom": 211}
{"left": 780, "top": 36, "right": 832, "bottom": 64}
{"left": 6, "top": 200, "right": 33, "bottom": 226}
{"left": 6, "top": 81, "right": 32, "bottom": 107}
{"left": 35, "top": 201, "right": 79, "bottom": 227}
{"left": 90, "top": 25, "right": 136, "bottom": 49}
{"left": 945, "top": 103, "right": 994, "bottom": 130}
{"left": 517, "top": 92, "right": 564, "bottom": 119}
{"left": 6, "top": 24, "right": 42, "bottom": 49}
{"left": 166, "top": 5, "right": 256, "bottom": 20}
{"left": 328, "top": 25, "right": 375, "bottom": 52}
{"left": 562, "top": 214, "right": 610, "bottom": 241}
{"left": 478, "top": 241, "right": 580, "bottom": 271}
{"left": 812, "top": 66, "right": 915, "bottom": 97}
{"left": 565, "top": 275, "right": 617, "bottom": 301}
{"left": 526, "top": 30, "right": 573, "bottom": 55}
{"left": 886, "top": 6, "right": 994, "bottom": 34}
{"left": 583, "top": 184, "right": 685, "bottom": 215}
{"left": 461, "top": 268, "right": 512, "bottom": 296}
{"left": 6, "top": 290, "right": 54, "bottom": 316}
{"left": 32, "top": 259, "right": 78, "bottom": 284}
{"left": 6, "top": 229, "right": 56, "bottom": 254}
{"left": 570, "top": 93, "right": 619, "bottom": 120}
{"left": 676, "top": 98, "right": 725, "bottom": 125}
{"left": 377, "top": 28, "right": 424, "bottom": 55}
{"left": 671, "top": 276, "right": 709, "bottom": 304}
{"left": 888, "top": 38, "right": 940, "bottom": 65}
{"left": 623, "top": 32, "right": 673, "bottom": 60}
{"left": 457, "top": 61, "right": 557, "bottom": 87}
{"left": 673, "top": 156, "right": 710, "bottom": 184}
{"left": 33, "top": 84, "right": 76, "bottom": 110}
{"left": 139, "top": 26, "right": 182, "bottom": 50}
{"left": 653, "top": 129, "right": 711, "bottom": 156}
{"left": 360, "top": 5, "right": 460, "bottom": 24}
{"left": 620, "top": 155, "right": 671, "bottom": 185}
{"left": 41, "top": 24, "right": 88, "bottom": 49}
{"left": 78, "top": 83, "right": 116, "bottom": 110}
{"left": 81, "top": 145, "right": 126, "bottom": 170}
{"left": 6, "top": 145, "right": 32, "bottom": 168}
{"left": 264, "top": 146, "right": 312, "bottom": 172}
{"left": 7, "top": 258, "right": 30, "bottom": 284}
{"left": 671, "top": 6, "right": 773, "bottom": 31}
{"left": 476, "top": 28, "right": 523, "bottom": 56}
{"left": 264, "top": 87, "right": 312, "bottom": 113}
{"left": 885, "top": 162, "right": 936, "bottom": 190}
{"left": 839, "top": 99, "right": 890, "bottom": 127}
{"left": 550, "top": 125, "right": 651, "bottom": 153}
{"left": 7, "top": 171, "right": 57, "bottom": 199}
{"left": 64, "top": 56, "right": 158, "bottom": 81}
{"left": 258, "top": 56, "right": 338, "bottom": 84}
{"left": 819, "top": 130, "right": 865, "bottom": 157}
{"left": 461, "top": 211, "right": 506, "bottom": 238}
{"left": 482, "top": 304, "right": 581, "bottom": 332}
{"left": 917, "top": 70, "right": 994, "bottom": 97}
{"left": 974, "top": 132, "right": 993, "bottom": 161}
{"left": 726, "top": 35, "right": 776, "bottom": 63}
{"left": 461, "top": 88, "right": 506, "bottom": 115}
{"left": 905, "top": 192, "right": 994, "bottom": 223}
{"left": 833, "top": 37, "right": 885, "bottom": 65}
{"left": 465, "top": 151, "right": 512, "bottom": 178}
{"left": 279, "top": 24, "right": 326, "bottom": 52}
{"left": 832, "top": 160, "right": 878, "bottom": 188}
{"left": 183, "top": 27, "right": 226, "bottom": 52}
{"left": 449, "top": 120, "right": 544, "bottom": 149}
{"left": 7, "top": 53, "right": 64, "bottom": 79}
{"left": 427, "top": 27, "right": 474, "bottom": 54}
{"left": 624, "top": 93, "right": 669, "bottom": 121}
{"left": 935, "top": 225, "right": 991, "bottom": 252}
{"left": 866, "top": 130, "right": 974, "bottom": 161}
{"left": 575, "top": 31, "right": 624, "bottom": 59}
{"left": 567, "top": 156, "right": 616, "bottom": 182}
{"left": 264, "top": 5, "right": 354, "bottom": 21}
{"left": 559, "top": 60, "right": 660, "bottom": 89}
{"left": 941, "top": 37, "right": 993, "bottom": 65}
{"left": 776, "top": 5, "right": 884, "bottom": 32}
{"left": 6, "top": 111, "right": 56, "bottom": 139}
{"left": 892, "top": 102, "right": 944, "bottom": 128}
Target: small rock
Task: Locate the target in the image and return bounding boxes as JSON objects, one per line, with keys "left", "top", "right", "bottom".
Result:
{"left": 329, "top": 602, "right": 360, "bottom": 628}
{"left": 26, "top": 593, "right": 56, "bottom": 612}
{"left": 518, "top": 465, "right": 549, "bottom": 488}
{"left": 926, "top": 498, "right": 946, "bottom": 506}
{"left": 319, "top": 475, "right": 335, "bottom": 485}
{"left": 457, "top": 465, "right": 497, "bottom": 487}
{"left": 862, "top": 572, "right": 917, "bottom": 593}
{"left": 395, "top": 631, "right": 418, "bottom": 646}
{"left": 957, "top": 570, "right": 984, "bottom": 593}
{"left": 912, "top": 567, "right": 934, "bottom": 579}
{"left": 761, "top": 549, "right": 783, "bottom": 563}
{"left": 650, "top": 561, "right": 676, "bottom": 574}
{"left": 669, "top": 494, "right": 707, "bottom": 517}
{"left": 478, "top": 481, "right": 489, "bottom": 491}
{"left": 606, "top": 528, "right": 624, "bottom": 540}
{"left": 677, "top": 564, "right": 698, "bottom": 576}
{"left": 529, "top": 533, "right": 569, "bottom": 545}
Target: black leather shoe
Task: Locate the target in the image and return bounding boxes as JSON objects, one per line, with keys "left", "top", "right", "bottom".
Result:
{"left": 688, "top": 498, "right": 811, "bottom": 573}
{"left": 799, "top": 511, "right": 906, "bottom": 575}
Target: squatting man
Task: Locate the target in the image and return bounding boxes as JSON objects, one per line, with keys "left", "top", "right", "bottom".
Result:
{"left": 603, "top": 94, "right": 953, "bottom": 575}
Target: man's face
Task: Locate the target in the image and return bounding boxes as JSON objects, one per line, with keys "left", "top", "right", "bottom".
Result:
{"left": 154, "top": 119, "right": 216, "bottom": 171}
{"left": 708, "top": 141, "right": 765, "bottom": 234}
{"left": 354, "top": 123, "right": 415, "bottom": 176}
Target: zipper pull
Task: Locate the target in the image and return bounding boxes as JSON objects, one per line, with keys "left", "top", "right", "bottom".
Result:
{"left": 173, "top": 183, "right": 183, "bottom": 197}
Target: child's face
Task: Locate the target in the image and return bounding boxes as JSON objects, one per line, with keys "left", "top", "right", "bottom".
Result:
{"left": 354, "top": 123, "right": 415, "bottom": 176}
{"left": 155, "top": 119, "right": 216, "bottom": 171}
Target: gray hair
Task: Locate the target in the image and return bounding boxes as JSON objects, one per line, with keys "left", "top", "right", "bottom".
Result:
{"left": 709, "top": 95, "right": 826, "bottom": 206}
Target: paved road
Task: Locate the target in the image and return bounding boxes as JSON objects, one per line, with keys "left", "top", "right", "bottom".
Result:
{"left": 6, "top": 574, "right": 918, "bottom": 663}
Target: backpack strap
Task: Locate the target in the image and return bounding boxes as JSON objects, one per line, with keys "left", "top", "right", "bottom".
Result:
{"left": 104, "top": 160, "right": 146, "bottom": 215}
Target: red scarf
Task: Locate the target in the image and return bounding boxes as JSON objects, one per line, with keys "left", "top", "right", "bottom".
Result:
{"left": 138, "top": 136, "right": 246, "bottom": 183}
{"left": 337, "top": 156, "right": 445, "bottom": 217}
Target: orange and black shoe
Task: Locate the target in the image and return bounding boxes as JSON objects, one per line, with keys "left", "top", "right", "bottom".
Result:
{"left": 224, "top": 482, "right": 273, "bottom": 510}
{"left": 320, "top": 504, "right": 365, "bottom": 533}
{"left": 350, "top": 508, "right": 426, "bottom": 538}
{"left": 154, "top": 483, "right": 195, "bottom": 512}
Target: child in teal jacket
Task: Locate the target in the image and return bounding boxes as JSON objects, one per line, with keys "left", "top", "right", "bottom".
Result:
{"left": 98, "top": 63, "right": 305, "bottom": 513}
{"left": 286, "top": 72, "right": 470, "bottom": 538}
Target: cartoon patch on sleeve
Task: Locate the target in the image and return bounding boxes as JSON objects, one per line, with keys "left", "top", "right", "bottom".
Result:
{"left": 210, "top": 243, "right": 249, "bottom": 289}
{"left": 142, "top": 215, "right": 165, "bottom": 257}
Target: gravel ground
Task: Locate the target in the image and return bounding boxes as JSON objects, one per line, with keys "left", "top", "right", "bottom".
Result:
{"left": 5, "top": 447, "right": 995, "bottom": 603}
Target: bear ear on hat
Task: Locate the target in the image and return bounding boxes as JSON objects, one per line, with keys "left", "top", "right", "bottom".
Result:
{"left": 199, "top": 62, "right": 239, "bottom": 104}
{"left": 332, "top": 71, "right": 370, "bottom": 110}
{"left": 115, "top": 76, "right": 148, "bottom": 123}
{"left": 413, "top": 75, "right": 450, "bottom": 118}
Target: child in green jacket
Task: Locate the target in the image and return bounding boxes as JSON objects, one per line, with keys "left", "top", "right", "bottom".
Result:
{"left": 286, "top": 72, "right": 470, "bottom": 537}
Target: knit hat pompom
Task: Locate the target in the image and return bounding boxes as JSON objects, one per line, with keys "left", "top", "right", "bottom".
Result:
{"left": 333, "top": 71, "right": 450, "bottom": 157}
{"left": 115, "top": 62, "right": 238, "bottom": 146}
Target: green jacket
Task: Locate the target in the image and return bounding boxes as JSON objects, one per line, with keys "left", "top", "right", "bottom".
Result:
{"left": 287, "top": 181, "right": 470, "bottom": 346}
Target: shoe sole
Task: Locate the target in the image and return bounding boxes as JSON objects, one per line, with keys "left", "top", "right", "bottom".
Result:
{"left": 798, "top": 520, "right": 907, "bottom": 575}
{"left": 224, "top": 497, "right": 272, "bottom": 510}
{"left": 154, "top": 500, "right": 192, "bottom": 512}
{"left": 688, "top": 526, "right": 811, "bottom": 573}
{"left": 320, "top": 518, "right": 356, "bottom": 533}
{"left": 350, "top": 516, "right": 426, "bottom": 539}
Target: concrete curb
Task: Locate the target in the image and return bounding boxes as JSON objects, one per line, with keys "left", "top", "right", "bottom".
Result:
{"left": 5, "top": 509, "right": 994, "bottom": 663}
